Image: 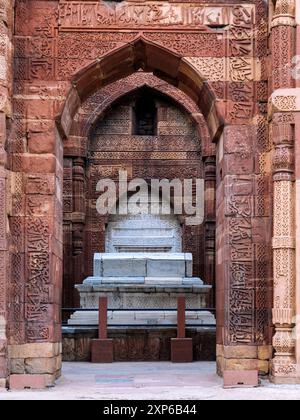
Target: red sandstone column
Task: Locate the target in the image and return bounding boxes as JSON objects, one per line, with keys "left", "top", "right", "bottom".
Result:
{"left": 177, "top": 296, "right": 186, "bottom": 339}
{"left": 99, "top": 297, "right": 108, "bottom": 340}
{"left": 0, "top": 117, "right": 8, "bottom": 387}
{"left": 204, "top": 156, "right": 216, "bottom": 308}
{"left": 216, "top": 2, "right": 272, "bottom": 375}
{"left": 294, "top": 0, "right": 300, "bottom": 377}
{"left": 72, "top": 157, "right": 86, "bottom": 308}
{"left": 270, "top": 0, "right": 299, "bottom": 384}
{"left": 271, "top": 118, "right": 297, "bottom": 382}
{"left": 8, "top": 1, "right": 64, "bottom": 389}
{"left": 171, "top": 297, "right": 193, "bottom": 363}
{"left": 91, "top": 296, "right": 113, "bottom": 363}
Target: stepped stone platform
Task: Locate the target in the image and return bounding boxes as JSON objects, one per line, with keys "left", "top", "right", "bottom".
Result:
{"left": 69, "top": 253, "right": 215, "bottom": 327}
{"left": 68, "top": 310, "right": 215, "bottom": 326}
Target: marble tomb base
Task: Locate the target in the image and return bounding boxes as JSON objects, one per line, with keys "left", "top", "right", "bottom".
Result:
{"left": 69, "top": 253, "right": 215, "bottom": 328}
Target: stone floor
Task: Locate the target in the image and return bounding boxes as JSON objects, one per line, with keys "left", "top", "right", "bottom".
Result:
{"left": 1, "top": 362, "right": 300, "bottom": 400}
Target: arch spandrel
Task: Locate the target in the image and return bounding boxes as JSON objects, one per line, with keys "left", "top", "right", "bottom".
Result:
{"left": 57, "top": 38, "right": 224, "bottom": 143}
{"left": 64, "top": 72, "right": 214, "bottom": 158}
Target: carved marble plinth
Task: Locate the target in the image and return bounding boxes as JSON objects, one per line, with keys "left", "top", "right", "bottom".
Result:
{"left": 92, "top": 253, "right": 193, "bottom": 278}
{"left": 70, "top": 253, "right": 215, "bottom": 328}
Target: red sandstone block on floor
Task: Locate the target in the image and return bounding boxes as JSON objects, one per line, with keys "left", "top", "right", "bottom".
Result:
{"left": 223, "top": 370, "right": 259, "bottom": 388}
{"left": 91, "top": 339, "right": 113, "bottom": 363}
{"left": 10, "top": 374, "right": 48, "bottom": 390}
{"left": 171, "top": 338, "right": 193, "bottom": 363}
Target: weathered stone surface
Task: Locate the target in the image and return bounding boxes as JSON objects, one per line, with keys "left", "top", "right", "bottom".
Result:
{"left": 258, "top": 360, "right": 270, "bottom": 375}
{"left": 101, "top": 254, "right": 147, "bottom": 277}
{"left": 21, "top": 154, "right": 57, "bottom": 174}
{"left": 223, "top": 345, "right": 258, "bottom": 360}
{"left": 9, "top": 373, "right": 57, "bottom": 390}
{"left": 9, "top": 343, "right": 61, "bottom": 359}
{"left": 69, "top": 309, "right": 215, "bottom": 327}
{"left": 94, "top": 253, "right": 192, "bottom": 279}
{"left": 10, "top": 359, "right": 25, "bottom": 374}
{"left": 223, "top": 359, "right": 260, "bottom": 371}
{"left": 28, "top": 132, "right": 56, "bottom": 154}
{"left": 62, "top": 327, "right": 216, "bottom": 362}
{"left": 147, "top": 258, "right": 186, "bottom": 278}
{"left": 258, "top": 345, "right": 273, "bottom": 361}
{"left": 171, "top": 338, "right": 193, "bottom": 363}
{"left": 223, "top": 370, "right": 259, "bottom": 388}
{"left": 25, "top": 355, "right": 62, "bottom": 375}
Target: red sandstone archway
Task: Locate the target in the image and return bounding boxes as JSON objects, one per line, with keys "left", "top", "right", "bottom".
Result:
{"left": 81, "top": 77, "right": 209, "bottom": 139}
{"left": 62, "top": 81, "right": 217, "bottom": 316}
{"left": 64, "top": 73, "right": 214, "bottom": 159}
{"left": 56, "top": 38, "right": 225, "bottom": 143}
{"left": 57, "top": 36, "right": 223, "bottom": 361}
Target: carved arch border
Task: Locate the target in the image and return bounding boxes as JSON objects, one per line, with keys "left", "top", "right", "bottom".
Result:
{"left": 56, "top": 38, "right": 226, "bottom": 143}
{"left": 59, "top": 44, "right": 221, "bottom": 312}
{"left": 58, "top": 36, "right": 243, "bottom": 367}
{"left": 64, "top": 72, "right": 215, "bottom": 158}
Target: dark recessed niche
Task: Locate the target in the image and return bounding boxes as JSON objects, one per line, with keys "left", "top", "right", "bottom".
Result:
{"left": 133, "top": 90, "right": 157, "bottom": 136}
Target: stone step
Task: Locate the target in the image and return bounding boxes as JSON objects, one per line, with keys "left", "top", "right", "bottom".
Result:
{"left": 68, "top": 310, "right": 216, "bottom": 327}
{"left": 82, "top": 276, "right": 204, "bottom": 286}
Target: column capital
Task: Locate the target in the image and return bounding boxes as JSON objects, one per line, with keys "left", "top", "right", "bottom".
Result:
{"left": 268, "top": 89, "right": 300, "bottom": 118}
{"left": 272, "top": 0, "right": 295, "bottom": 28}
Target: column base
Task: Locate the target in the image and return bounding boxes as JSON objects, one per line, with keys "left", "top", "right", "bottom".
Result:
{"left": 91, "top": 339, "right": 114, "bottom": 363}
{"left": 223, "top": 370, "right": 259, "bottom": 388}
{"left": 171, "top": 338, "right": 193, "bottom": 363}
{"left": 270, "top": 375, "right": 300, "bottom": 385}
{"left": 9, "top": 373, "right": 59, "bottom": 390}
{"left": 0, "top": 378, "right": 7, "bottom": 389}
{"left": 8, "top": 342, "right": 62, "bottom": 389}
{"left": 271, "top": 358, "right": 300, "bottom": 384}
{"left": 216, "top": 345, "right": 271, "bottom": 376}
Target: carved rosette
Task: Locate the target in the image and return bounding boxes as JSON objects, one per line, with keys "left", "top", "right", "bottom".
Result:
{"left": 272, "top": 121, "right": 297, "bottom": 379}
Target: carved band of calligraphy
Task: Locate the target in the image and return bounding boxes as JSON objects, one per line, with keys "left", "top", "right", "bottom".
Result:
{"left": 58, "top": 2, "right": 236, "bottom": 30}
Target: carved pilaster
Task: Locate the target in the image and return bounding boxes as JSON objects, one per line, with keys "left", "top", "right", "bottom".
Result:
{"left": 72, "top": 157, "right": 86, "bottom": 255}
{"left": 72, "top": 158, "right": 86, "bottom": 307}
{"left": 204, "top": 156, "right": 216, "bottom": 307}
{"left": 0, "top": 164, "right": 8, "bottom": 384}
{"left": 271, "top": 0, "right": 296, "bottom": 90}
{"left": 271, "top": 120, "right": 297, "bottom": 381}
{"left": 73, "top": 157, "right": 85, "bottom": 215}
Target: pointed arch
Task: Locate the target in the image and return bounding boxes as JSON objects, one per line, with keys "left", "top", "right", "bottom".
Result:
{"left": 57, "top": 38, "right": 225, "bottom": 142}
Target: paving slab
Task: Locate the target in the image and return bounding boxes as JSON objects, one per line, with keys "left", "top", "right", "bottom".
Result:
{"left": 1, "top": 362, "right": 300, "bottom": 400}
